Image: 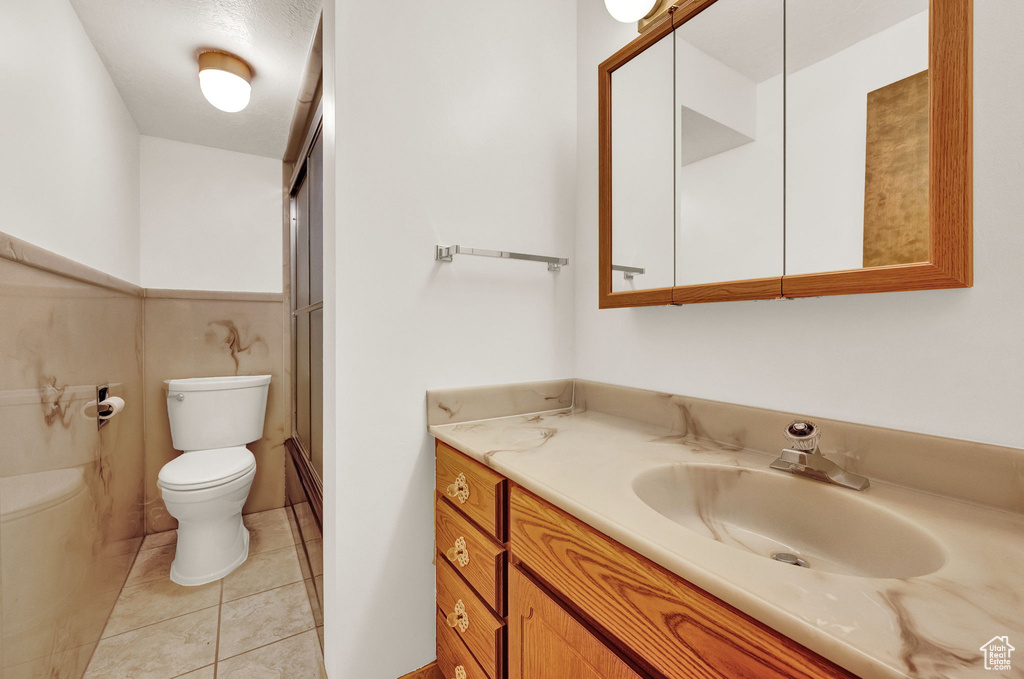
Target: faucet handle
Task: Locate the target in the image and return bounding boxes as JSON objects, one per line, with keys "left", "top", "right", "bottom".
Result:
{"left": 784, "top": 420, "right": 821, "bottom": 451}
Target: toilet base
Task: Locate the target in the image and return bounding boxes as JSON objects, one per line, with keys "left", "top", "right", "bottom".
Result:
{"left": 170, "top": 522, "right": 250, "bottom": 587}
{"left": 160, "top": 468, "right": 257, "bottom": 587}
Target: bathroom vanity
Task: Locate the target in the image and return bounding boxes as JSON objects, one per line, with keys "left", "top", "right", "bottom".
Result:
{"left": 435, "top": 441, "right": 853, "bottom": 679}
{"left": 428, "top": 380, "right": 1024, "bottom": 679}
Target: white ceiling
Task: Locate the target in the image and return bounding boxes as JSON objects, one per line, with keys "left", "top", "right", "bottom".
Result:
{"left": 678, "top": 0, "right": 928, "bottom": 83}
{"left": 69, "top": 0, "right": 321, "bottom": 159}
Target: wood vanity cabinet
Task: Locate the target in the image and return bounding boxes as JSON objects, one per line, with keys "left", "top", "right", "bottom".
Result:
{"left": 434, "top": 441, "right": 857, "bottom": 679}
{"left": 508, "top": 566, "right": 644, "bottom": 679}
{"left": 435, "top": 442, "right": 508, "bottom": 679}
{"left": 436, "top": 442, "right": 506, "bottom": 541}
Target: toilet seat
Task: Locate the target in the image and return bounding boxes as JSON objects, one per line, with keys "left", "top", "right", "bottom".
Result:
{"left": 158, "top": 446, "right": 256, "bottom": 492}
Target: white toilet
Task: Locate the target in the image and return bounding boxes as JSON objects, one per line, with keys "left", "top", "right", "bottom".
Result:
{"left": 158, "top": 374, "right": 271, "bottom": 586}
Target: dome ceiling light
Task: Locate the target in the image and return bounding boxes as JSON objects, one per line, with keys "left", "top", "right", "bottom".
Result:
{"left": 604, "top": 0, "right": 671, "bottom": 31}
{"left": 197, "top": 51, "right": 252, "bottom": 113}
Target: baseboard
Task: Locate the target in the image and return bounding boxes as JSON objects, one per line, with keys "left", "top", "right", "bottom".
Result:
{"left": 397, "top": 661, "right": 442, "bottom": 679}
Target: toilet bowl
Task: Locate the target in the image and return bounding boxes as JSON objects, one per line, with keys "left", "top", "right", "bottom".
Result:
{"left": 159, "top": 374, "right": 271, "bottom": 586}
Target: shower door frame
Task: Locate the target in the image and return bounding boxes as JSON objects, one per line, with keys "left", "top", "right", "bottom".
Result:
{"left": 287, "top": 99, "right": 324, "bottom": 529}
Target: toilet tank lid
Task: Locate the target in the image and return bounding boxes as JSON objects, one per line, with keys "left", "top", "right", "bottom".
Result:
{"left": 165, "top": 375, "right": 271, "bottom": 392}
{"left": 158, "top": 447, "right": 256, "bottom": 489}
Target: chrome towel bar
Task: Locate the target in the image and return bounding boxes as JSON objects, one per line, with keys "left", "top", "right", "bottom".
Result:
{"left": 435, "top": 245, "right": 568, "bottom": 271}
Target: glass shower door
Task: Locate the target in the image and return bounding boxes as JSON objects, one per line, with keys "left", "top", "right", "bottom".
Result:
{"left": 291, "top": 127, "right": 324, "bottom": 482}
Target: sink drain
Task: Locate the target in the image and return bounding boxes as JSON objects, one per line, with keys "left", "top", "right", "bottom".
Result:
{"left": 771, "top": 552, "right": 810, "bottom": 568}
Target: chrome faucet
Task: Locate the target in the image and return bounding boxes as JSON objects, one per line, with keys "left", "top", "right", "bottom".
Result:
{"left": 769, "top": 421, "right": 870, "bottom": 491}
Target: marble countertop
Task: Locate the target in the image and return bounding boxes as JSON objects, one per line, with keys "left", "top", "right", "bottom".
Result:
{"left": 427, "top": 380, "right": 1024, "bottom": 679}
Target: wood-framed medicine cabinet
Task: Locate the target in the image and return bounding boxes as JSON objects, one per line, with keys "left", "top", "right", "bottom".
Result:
{"left": 598, "top": 0, "right": 972, "bottom": 309}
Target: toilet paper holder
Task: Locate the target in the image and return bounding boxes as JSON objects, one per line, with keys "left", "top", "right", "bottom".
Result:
{"left": 96, "top": 385, "right": 111, "bottom": 430}
{"left": 92, "top": 385, "right": 127, "bottom": 431}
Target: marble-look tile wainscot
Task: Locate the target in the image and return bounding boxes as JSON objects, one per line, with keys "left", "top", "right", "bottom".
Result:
{"left": 0, "top": 253, "right": 145, "bottom": 677}
{"left": 142, "top": 294, "right": 290, "bottom": 533}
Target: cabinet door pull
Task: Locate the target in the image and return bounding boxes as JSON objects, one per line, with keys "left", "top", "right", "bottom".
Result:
{"left": 452, "top": 667, "right": 466, "bottom": 679}
{"left": 446, "top": 473, "right": 470, "bottom": 504}
{"left": 446, "top": 599, "right": 470, "bottom": 632}
{"left": 445, "top": 536, "right": 470, "bottom": 567}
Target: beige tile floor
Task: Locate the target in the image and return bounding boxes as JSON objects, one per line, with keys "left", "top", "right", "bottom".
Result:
{"left": 83, "top": 508, "right": 326, "bottom": 679}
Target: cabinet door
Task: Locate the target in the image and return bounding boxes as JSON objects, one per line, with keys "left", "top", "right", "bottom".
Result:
{"left": 673, "top": 0, "right": 785, "bottom": 297}
{"left": 508, "top": 567, "right": 643, "bottom": 679}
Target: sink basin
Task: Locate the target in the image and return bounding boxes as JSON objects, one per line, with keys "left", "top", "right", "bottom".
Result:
{"left": 632, "top": 463, "right": 945, "bottom": 578}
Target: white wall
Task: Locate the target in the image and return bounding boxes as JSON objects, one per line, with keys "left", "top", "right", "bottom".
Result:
{"left": 0, "top": 0, "right": 141, "bottom": 283}
{"left": 576, "top": 0, "right": 1024, "bottom": 450}
{"left": 139, "top": 136, "right": 283, "bottom": 293}
{"left": 323, "top": 0, "right": 577, "bottom": 676}
{"left": 675, "top": 37, "right": 758, "bottom": 141}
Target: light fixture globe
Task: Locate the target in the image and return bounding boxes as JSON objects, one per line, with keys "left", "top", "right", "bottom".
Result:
{"left": 604, "top": 0, "right": 661, "bottom": 23}
{"left": 198, "top": 51, "right": 252, "bottom": 113}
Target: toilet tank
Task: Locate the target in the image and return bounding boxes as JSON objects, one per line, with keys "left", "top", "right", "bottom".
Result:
{"left": 165, "top": 375, "right": 271, "bottom": 452}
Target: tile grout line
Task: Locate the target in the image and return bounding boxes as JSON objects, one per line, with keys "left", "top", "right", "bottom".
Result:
{"left": 213, "top": 580, "right": 224, "bottom": 678}
{"left": 216, "top": 626, "right": 319, "bottom": 664}
{"left": 290, "top": 510, "right": 324, "bottom": 619}
{"left": 98, "top": 572, "right": 306, "bottom": 644}
{"left": 82, "top": 534, "right": 148, "bottom": 674}
{"left": 169, "top": 664, "right": 215, "bottom": 679}
{"left": 99, "top": 568, "right": 306, "bottom": 644}
{"left": 122, "top": 544, "right": 180, "bottom": 588}
{"left": 136, "top": 539, "right": 177, "bottom": 557}
{"left": 222, "top": 574, "right": 307, "bottom": 604}
{"left": 98, "top": 603, "right": 222, "bottom": 641}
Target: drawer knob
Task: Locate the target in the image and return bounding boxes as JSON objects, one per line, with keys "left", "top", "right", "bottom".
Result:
{"left": 446, "top": 598, "right": 470, "bottom": 633}
{"left": 446, "top": 473, "right": 471, "bottom": 504}
{"left": 453, "top": 667, "right": 467, "bottom": 679}
{"left": 446, "top": 537, "right": 470, "bottom": 567}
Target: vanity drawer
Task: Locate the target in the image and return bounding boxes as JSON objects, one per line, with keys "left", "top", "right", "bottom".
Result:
{"left": 437, "top": 556, "right": 505, "bottom": 679}
{"left": 509, "top": 487, "right": 857, "bottom": 679}
{"left": 436, "top": 496, "right": 506, "bottom": 616}
{"left": 436, "top": 441, "right": 506, "bottom": 541}
{"left": 437, "top": 609, "right": 491, "bottom": 679}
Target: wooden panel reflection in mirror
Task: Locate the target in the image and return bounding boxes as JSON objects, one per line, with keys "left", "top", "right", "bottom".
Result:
{"left": 863, "top": 69, "right": 930, "bottom": 268}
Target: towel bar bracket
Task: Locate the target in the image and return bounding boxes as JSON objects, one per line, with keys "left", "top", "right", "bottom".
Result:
{"left": 611, "top": 264, "right": 646, "bottom": 280}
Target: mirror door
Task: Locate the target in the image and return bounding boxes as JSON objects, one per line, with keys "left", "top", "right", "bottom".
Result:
{"left": 786, "top": 0, "right": 930, "bottom": 276}
{"left": 602, "top": 22, "right": 677, "bottom": 307}
{"left": 783, "top": 0, "right": 971, "bottom": 298}
{"left": 673, "top": 0, "right": 784, "bottom": 303}
{"left": 600, "top": 0, "right": 787, "bottom": 308}
{"left": 610, "top": 34, "right": 675, "bottom": 297}
{"left": 783, "top": 0, "right": 971, "bottom": 297}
